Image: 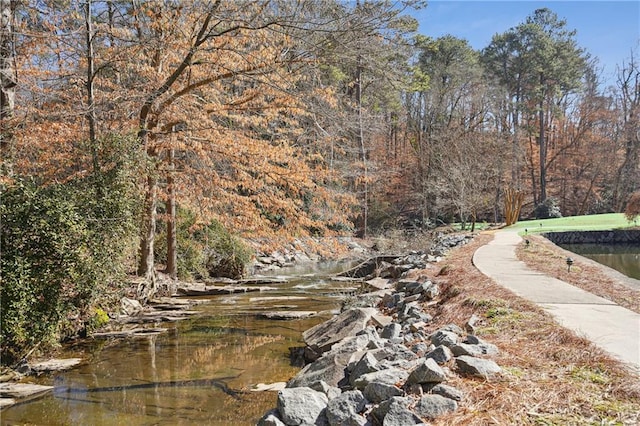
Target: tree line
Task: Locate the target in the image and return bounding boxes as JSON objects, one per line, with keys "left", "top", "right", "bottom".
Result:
{"left": 1, "top": 1, "right": 638, "bottom": 364}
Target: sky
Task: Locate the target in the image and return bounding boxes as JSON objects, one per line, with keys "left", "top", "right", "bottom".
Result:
{"left": 411, "top": 0, "right": 640, "bottom": 88}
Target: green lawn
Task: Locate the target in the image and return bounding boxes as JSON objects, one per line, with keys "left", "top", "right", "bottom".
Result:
{"left": 506, "top": 213, "right": 638, "bottom": 235}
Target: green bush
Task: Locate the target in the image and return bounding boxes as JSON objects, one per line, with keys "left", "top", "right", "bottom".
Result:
{"left": 155, "top": 207, "right": 253, "bottom": 280}
{"left": 0, "top": 135, "right": 141, "bottom": 365}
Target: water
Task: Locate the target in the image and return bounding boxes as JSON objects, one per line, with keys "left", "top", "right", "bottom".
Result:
{"left": 560, "top": 243, "right": 640, "bottom": 280}
{"left": 0, "top": 261, "right": 360, "bottom": 426}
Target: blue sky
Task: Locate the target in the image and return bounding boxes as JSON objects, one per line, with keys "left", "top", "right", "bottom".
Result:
{"left": 411, "top": 1, "right": 640, "bottom": 88}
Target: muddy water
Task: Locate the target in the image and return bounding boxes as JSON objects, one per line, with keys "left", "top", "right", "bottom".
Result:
{"left": 1, "top": 261, "right": 359, "bottom": 426}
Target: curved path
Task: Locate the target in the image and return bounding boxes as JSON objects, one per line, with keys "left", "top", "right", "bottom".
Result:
{"left": 473, "top": 229, "right": 639, "bottom": 371}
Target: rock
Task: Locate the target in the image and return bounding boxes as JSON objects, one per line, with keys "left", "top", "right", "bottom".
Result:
{"left": 309, "top": 381, "right": 342, "bottom": 400}
{"left": 30, "top": 358, "right": 82, "bottom": 373}
{"left": 440, "top": 324, "right": 464, "bottom": 335}
{"left": 288, "top": 352, "right": 348, "bottom": 388}
{"left": 410, "top": 342, "right": 431, "bottom": 357}
{"left": 258, "top": 311, "right": 316, "bottom": 320}
{"left": 352, "top": 367, "right": 409, "bottom": 390}
{"left": 326, "top": 390, "right": 367, "bottom": 426}
{"left": 419, "top": 282, "right": 439, "bottom": 300}
{"left": 349, "top": 352, "right": 380, "bottom": 386}
{"left": 450, "top": 343, "right": 484, "bottom": 357}
{"left": 409, "top": 321, "right": 428, "bottom": 333}
{"left": 425, "top": 346, "right": 453, "bottom": 365}
{"left": 277, "top": 387, "right": 328, "bottom": 426}
{"left": 414, "top": 394, "right": 458, "bottom": 419}
{"left": 303, "top": 308, "right": 377, "bottom": 353}
{"left": 429, "top": 330, "right": 458, "bottom": 347}
{"left": 0, "top": 398, "right": 16, "bottom": 408}
{"left": 372, "top": 396, "right": 422, "bottom": 425}
{"left": 121, "top": 297, "right": 143, "bottom": 316}
{"left": 365, "top": 277, "right": 393, "bottom": 290}
{"left": 382, "top": 343, "right": 419, "bottom": 362}
{"left": 0, "top": 382, "right": 54, "bottom": 399}
{"left": 381, "top": 322, "right": 402, "bottom": 339}
{"left": 428, "top": 384, "right": 464, "bottom": 401}
{"left": 363, "top": 381, "right": 403, "bottom": 403}
{"left": 455, "top": 355, "right": 502, "bottom": 378}
{"left": 371, "top": 314, "right": 393, "bottom": 328}
{"left": 252, "top": 382, "right": 287, "bottom": 392}
{"left": 465, "top": 315, "right": 482, "bottom": 335}
{"left": 257, "top": 409, "right": 286, "bottom": 426}
{"left": 406, "top": 358, "right": 447, "bottom": 385}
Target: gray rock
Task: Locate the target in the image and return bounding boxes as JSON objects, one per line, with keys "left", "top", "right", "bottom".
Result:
{"left": 30, "top": 358, "right": 82, "bottom": 373}
{"left": 450, "top": 343, "right": 484, "bottom": 357}
{"left": 356, "top": 325, "right": 380, "bottom": 341}
{"left": 464, "top": 334, "right": 481, "bottom": 344}
{"left": 303, "top": 308, "right": 377, "bottom": 353}
{"left": 410, "top": 343, "right": 431, "bottom": 356}
{"left": 440, "top": 324, "right": 464, "bottom": 335}
{"left": 428, "top": 384, "right": 463, "bottom": 401}
{"left": 277, "top": 387, "right": 328, "bottom": 426}
{"left": 372, "top": 397, "right": 421, "bottom": 425}
{"left": 363, "top": 381, "right": 403, "bottom": 403}
{"left": 429, "top": 330, "right": 458, "bottom": 347}
{"left": 455, "top": 355, "right": 502, "bottom": 378}
{"left": 121, "top": 297, "right": 143, "bottom": 316}
{"left": 0, "top": 383, "right": 54, "bottom": 399}
{"left": 353, "top": 367, "right": 409, "bottom": 390}
{"left": 382, "top": 343, "right": 418, "bottom": 362}
{"left": 414, "top": 394, "right": 458, "bottom": 419}
{"left": 350, "top": 352, "right": 380, "bottom": 386}
{"left": 309, "top": 380, "right": 342, "bottom": 400}
{"left": 406, "top": 358, "right": 446, "bottom": 385}
{"left": 425, "top": 345, "right": 453, "bottom": 365}
{"left": 381, "top": 323, "right": 402, "bottom": 340}
{"left": 257, "top": 409, "right": 286, "bottom": 426}
{"left": 326, "top": 390, "right": 367, "bottom": 426}
{"left": 419, "top": 282, "right": 439, "bottom": 300}
{"left": 465, "top": 315, "right": 482, "bottom": 335}
{"left": 288, "top": 352, "right": 348, "bottom": 388}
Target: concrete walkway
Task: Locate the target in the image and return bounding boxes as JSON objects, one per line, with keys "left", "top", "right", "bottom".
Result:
{"left": 473, "top": 229, "right": 640, "bottom": 371}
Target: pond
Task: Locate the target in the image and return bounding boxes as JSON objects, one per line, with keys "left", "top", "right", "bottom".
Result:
{"left": 0, "top": 261, "right": 360, "bottom": 426}
{"left": 559, "top": 243, "right": 640, "bottom": 280}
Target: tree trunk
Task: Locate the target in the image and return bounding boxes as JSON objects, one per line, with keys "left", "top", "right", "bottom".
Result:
{"left": 538, "top": 71, "right": 547, "bottom": 203}
{"left": 165, "top": 148, "right": 177, "bottom": 279}
{"left": 0, "top": 0, "right": 16, "bottom": 175}
{"left": 137, "top": 174, "right": 158, "bottom": 300}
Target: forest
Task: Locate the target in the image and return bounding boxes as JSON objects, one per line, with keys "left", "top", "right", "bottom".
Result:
{"left": 1, "top": 1, "right": 639, "bottom": 364}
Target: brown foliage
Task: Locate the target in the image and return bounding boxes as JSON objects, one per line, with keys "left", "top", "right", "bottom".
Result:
{"left": 625, "top": 191, "right": 640, "bottom": 223}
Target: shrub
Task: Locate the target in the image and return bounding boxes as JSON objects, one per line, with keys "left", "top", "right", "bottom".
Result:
{"left": 0, "top": 136, "right": 141, "bottom": 365}
{"left": 624, "top": 191, "right": 640, "bottom": 223}
{"left": 155, "top": 207, "right": 253, "bottom": 280}
{"left": 534, "top": 198, "right": 562, "bottom": 219}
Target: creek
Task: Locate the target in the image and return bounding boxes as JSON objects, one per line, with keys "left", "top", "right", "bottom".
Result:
{"left": 559, "top": 243, "right": 640, "bottom": 280}
{"left": 0, "top": 261, "right": 360, "bottom": 426}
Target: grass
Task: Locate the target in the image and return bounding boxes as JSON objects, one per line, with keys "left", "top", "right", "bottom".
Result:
{"left": 408, "top": 234, "right": 640, "bottom": 425}
{"left": 506, "top": 213, "right": 637, "bottom": 235}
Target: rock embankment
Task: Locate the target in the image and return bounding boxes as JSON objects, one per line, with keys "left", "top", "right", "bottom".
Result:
{"left": 258, "top": 270, "right": 502, "bottom": 425}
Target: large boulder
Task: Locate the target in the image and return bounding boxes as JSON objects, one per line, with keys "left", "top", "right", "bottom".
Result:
{"left": 303, "top": 308, "right": 377, "bottom": 353}
{"left": 406, "top": 358, "right": 447, "bottom": 385}
{"left": 371, "top": 396, "right": 422, "bottom": 425}
{"left": 277, "top": 387, "right": 328, "bottom": 425}
{"left": 455, "top": 355, "right": 502, "bottom": 379}
{"left": 352, "top": 367, "right": 409, "bottom": 390}
{"left": 414, "top": 394, "right": 458, "bottom": 420}
{"left": 325, "top": 390, "right": 367, "bottom": 426}
{"left": 287, "top": 352, "right": 348, "bottom": 389}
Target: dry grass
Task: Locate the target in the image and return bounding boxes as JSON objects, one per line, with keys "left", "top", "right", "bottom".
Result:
{"left": 515, "top": 234, "right": 640, "bottom": 314}
{"left": 414, "top": 233, "right": 640, "bottom": 425}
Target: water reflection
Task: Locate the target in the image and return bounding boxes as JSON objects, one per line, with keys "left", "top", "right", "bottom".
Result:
{"left": 560, "top": 243, "right": 640, "bottom": 280}
{"left": 1, "top": 260, "right": 359, "bottom": 425}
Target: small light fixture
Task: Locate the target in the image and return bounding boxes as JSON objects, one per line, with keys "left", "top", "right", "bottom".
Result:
{"left": 566, "top": 257, "right": 574, "bottom": 272}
